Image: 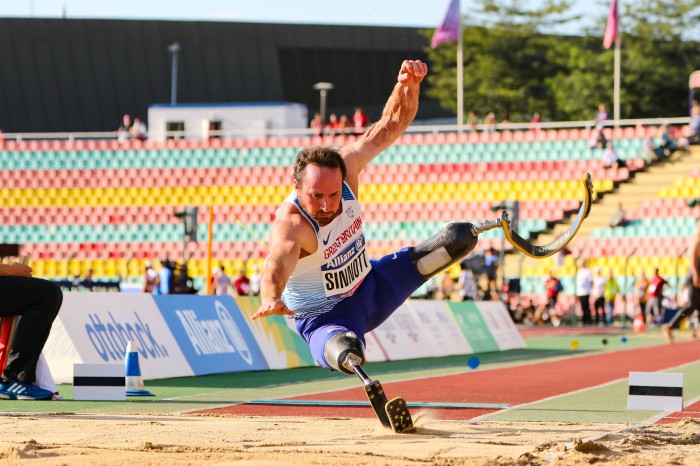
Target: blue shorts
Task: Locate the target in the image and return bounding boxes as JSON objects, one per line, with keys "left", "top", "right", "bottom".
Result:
{"left": 295, "top": 247, "right": 425, "bottom": 370}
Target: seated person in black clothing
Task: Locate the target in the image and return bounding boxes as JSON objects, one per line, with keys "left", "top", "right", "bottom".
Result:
{"left": 0, "top": 259, "right": 62, "bottom": 400}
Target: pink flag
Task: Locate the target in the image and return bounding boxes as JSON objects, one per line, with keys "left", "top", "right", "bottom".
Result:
{"left": 431, "top": 0, "right": 460, "bottom": 48}
{"left": 603, "top": 0, "right": 618, "bottom": 49}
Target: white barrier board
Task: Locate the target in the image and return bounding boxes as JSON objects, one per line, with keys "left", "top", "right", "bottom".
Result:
{"left": 628, "top": 372, "right": 683, "bottom": 411}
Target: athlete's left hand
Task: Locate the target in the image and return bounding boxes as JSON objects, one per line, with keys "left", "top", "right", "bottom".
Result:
{"left": 252, "top": 297, "right": 296, "bottom": 320}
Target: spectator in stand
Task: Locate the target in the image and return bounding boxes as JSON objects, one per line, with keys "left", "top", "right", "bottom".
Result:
{"left": 657, "top": 123, "right": 676, "bottom": 157}
{"left": 233, "top": 268, "right": 251, "bottom": 296}
{"left": 483, "top": 112, "right": 497, "bottom": 132}
{"left": 159, "top": 259, "right": 174, "bottom": 295}
{"left": 530, "top": 113, "right": 542, "bottom": 133}
{"left": 337, "top": 115, "right": 351, "bottom": 135}
{"left": 211, "top": 265, "right": 232, "bottom": 296}
{"left": 644, "top": 137, "right": 657, "bottom": 162}
{"left": 576, "top": 259, "right": 594, "bottom": 325}
{"left": 690, "top": 100, "right": 700, "bottom": 145}
{"left": 142, "top": 261, "right": 160, "bottom": 294}
{"left": 603, "top": 270, "right": 620, "bottom": 326}
{"left": 663, "top": 220, "right": 700, "bottom": 343}
{"left": 310, "top": 113, "right": 324, "bottom": 137}
{"left": 608, "top": 202, "right": 627, "bottom": 228}
{"left": 173, "top": 262, "right": 197, "bottom": 294}
{"left": 595, "top": 103, "right": 609, "bottom": 127}
{"left": 592, "top": 267, "right": 606, "bottom": 325}
{"left": 543, "top": 271, "right": 562, "bottom": 321}
{"left": 249, "top": 265, "right": 262, "bottom": 296}
{"left": 324, "top": 114, "right": 339, "bottom": 136}
{"left": 80, "top": 268, "right": 94, "bottom": 284}
{"left": 353, "top": 107, "right": 369, "bottom": 134}
{"left": 466, "top": 111, "right": 479, "bottom": 131}
{"left": 519, "top": 298, "right": 539, "bottom": 325}
{"left": 117, "top": 114, "right": 132, "bottom": 143}
{"left": 505, "top": 278, "right": 521, "bottom": 311}
{"left": 552, "top": 246, "right": 571, "bottom": 269}
{"left": 424, "top": 275, "right": 438, "bottom": 299}
{"left": 130, "top": 118, "right": 148, "bottom": 141}
{"left": 602, "top": 142, "right": 626, "bottom": 169}
{"left": 589, "top": 126, "right": 608, "bottom": 150}
{"left": 645, "top": 267, "right": 668, "bottom": 325}
{"left": 457, "top": 263, "right": 477, "bottom": 301}
{"left": 484, "top": 247, "right": 499, "bottom": 296}
{"left": 439, "top": 270, "right": 454, "bottom": 300}
{"left": 635, "top": 271, "right": 649, "bottom": 319}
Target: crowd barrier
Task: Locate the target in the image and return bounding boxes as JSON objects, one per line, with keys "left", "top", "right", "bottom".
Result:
{"left": 43, "top": 293, "right": 524, "bottom": 383}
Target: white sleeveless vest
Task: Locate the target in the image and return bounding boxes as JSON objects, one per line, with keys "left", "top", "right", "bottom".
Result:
{"left": 281, "top": 182, "right": 371, "bottom": 317}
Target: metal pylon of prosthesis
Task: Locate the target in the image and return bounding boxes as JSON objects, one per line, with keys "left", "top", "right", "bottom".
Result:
{"left": 343, "top": 354, "right": 372, "bottom": 385}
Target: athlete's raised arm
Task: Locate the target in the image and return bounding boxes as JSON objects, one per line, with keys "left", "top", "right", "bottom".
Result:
{"left": 340, "top": 60, "right": 427, "bottom": 194}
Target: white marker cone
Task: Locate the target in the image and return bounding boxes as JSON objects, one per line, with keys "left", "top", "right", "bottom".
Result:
{"left": 124, "top": 341, "right": 155, "bottom": 396}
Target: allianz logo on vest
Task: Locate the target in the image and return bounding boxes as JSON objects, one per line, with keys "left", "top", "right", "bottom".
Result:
{"left": 175, "top": 300, "right": 254, "bottom": 365}
{"left": 85, "top": 312, "right": 169, "bottom": 362}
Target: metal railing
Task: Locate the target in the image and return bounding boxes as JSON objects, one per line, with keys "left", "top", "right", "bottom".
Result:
{"left": 0, "top": 116, "right": 691, "bottom": 144}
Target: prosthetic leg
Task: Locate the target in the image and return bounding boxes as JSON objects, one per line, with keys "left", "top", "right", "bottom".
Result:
{"left": 322, "top": 174, "right": 594, "bottom": 432}
{"left": 409, "top": 173, "right": 594, "bottom": 279}
{"left": 323, "top": 331, "right": 413, "bottom": 433}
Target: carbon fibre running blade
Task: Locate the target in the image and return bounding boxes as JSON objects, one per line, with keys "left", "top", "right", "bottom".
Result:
{"left": 385, "top": 397, "right": 413, "bottom": 433}
{"left": 502, "top": 172, "right": 594, "bottom": 258}
{"left": 364, "top": 380, "right": 391, "bottom": 428}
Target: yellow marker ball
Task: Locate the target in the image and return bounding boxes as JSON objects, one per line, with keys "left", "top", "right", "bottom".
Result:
{"left": 571, "top": 340, "right": 580, "bottom": 350}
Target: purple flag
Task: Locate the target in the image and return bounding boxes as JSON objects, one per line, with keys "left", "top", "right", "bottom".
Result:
{"left": 431, "top": 0, "right": 460, "bottom": 48}
{"left": 603, "top": 0, "right": 618, "bottom": 49}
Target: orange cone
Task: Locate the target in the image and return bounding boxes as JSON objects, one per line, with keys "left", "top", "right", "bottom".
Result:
{"left": 632, "top": 313, "right": 646, "bottom": 333}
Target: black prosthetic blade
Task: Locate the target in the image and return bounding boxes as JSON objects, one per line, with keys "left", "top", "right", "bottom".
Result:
{"left": 385, "top": 397, "right": 414, "bottom": 433}
{"left": 364, "top": 380, "right": 391, "bottom": 428}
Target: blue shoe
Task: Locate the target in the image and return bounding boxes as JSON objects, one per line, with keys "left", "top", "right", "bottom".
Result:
{"left": 0, "top": 380, "right": 53, "bottom": 400}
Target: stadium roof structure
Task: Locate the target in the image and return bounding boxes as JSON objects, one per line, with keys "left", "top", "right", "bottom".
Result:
{"left": 0, "top": 18, "right": 444, "bottom": 133}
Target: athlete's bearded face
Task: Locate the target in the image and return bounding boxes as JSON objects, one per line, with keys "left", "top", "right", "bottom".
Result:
{"left": 295, "top": 164, "right": 343, "bottom": 227}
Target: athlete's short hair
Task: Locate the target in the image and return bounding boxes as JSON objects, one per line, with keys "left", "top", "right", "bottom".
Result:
{"left": 293, "top": 146, "right": 347, "bottom": 186}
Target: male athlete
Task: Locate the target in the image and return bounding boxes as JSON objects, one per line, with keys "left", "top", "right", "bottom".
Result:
{"left": 249, "top": 60, "right": 591, "bottom": 432}
{"left": 252, "top": 59, "right": 482, "bottom": 373}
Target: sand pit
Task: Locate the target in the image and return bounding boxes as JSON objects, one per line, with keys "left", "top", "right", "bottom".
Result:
{"left": 1, "top": 412, "right": 699, "bottom": 465}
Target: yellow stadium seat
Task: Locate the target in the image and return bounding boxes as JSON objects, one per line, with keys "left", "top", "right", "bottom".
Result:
{"left": 552, "top": 189, "right": 568, "bottom": 200}
{"left": 33, "top": 262, "right": 46, "bottom": 276}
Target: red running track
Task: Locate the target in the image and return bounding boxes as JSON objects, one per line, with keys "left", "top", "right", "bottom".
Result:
{"left": 200, "top": 341, "right": 700, "bottom": 422}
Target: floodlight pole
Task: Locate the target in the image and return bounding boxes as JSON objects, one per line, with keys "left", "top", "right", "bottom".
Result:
{"left": 313, "top": 82, "right": 334, "bottom": 124}
{"left": 168, "top": 42, "right": 181, "bottom": 105}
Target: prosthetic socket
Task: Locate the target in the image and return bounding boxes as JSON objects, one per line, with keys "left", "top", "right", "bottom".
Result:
{"left": 408, "top": 222, "right": 479, "bottom": 279}
{"left": 324, "top": 331, "right": 366, "bottom": 374}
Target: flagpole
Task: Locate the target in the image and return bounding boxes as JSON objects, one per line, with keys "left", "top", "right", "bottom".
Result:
{"left": 457, "top": 0, "right": 463, "bottom": 132}
{"left": 432, "top": 0, "right": 461, "bottom": 128}
{"left": 611, "top": 0, "right": 621, "bottom": 125}
{"left": 613, "top": 26, "right": 620, "bottom": 124}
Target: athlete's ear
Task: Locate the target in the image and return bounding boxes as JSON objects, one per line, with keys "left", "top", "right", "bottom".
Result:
{"left": 293, "top": 177, "right": 301, "bottom": 192}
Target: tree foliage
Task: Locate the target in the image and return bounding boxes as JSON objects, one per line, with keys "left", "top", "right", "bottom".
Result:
{"left": 424, "top": 0, "right": 700, "bottom": 121}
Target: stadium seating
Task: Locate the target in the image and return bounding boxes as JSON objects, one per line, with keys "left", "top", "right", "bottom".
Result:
{"left": 518, "top": 151, "right": 699, "bottom": 321}
{"left": 0, "top": 128, "right": 654, "bottom": 293}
